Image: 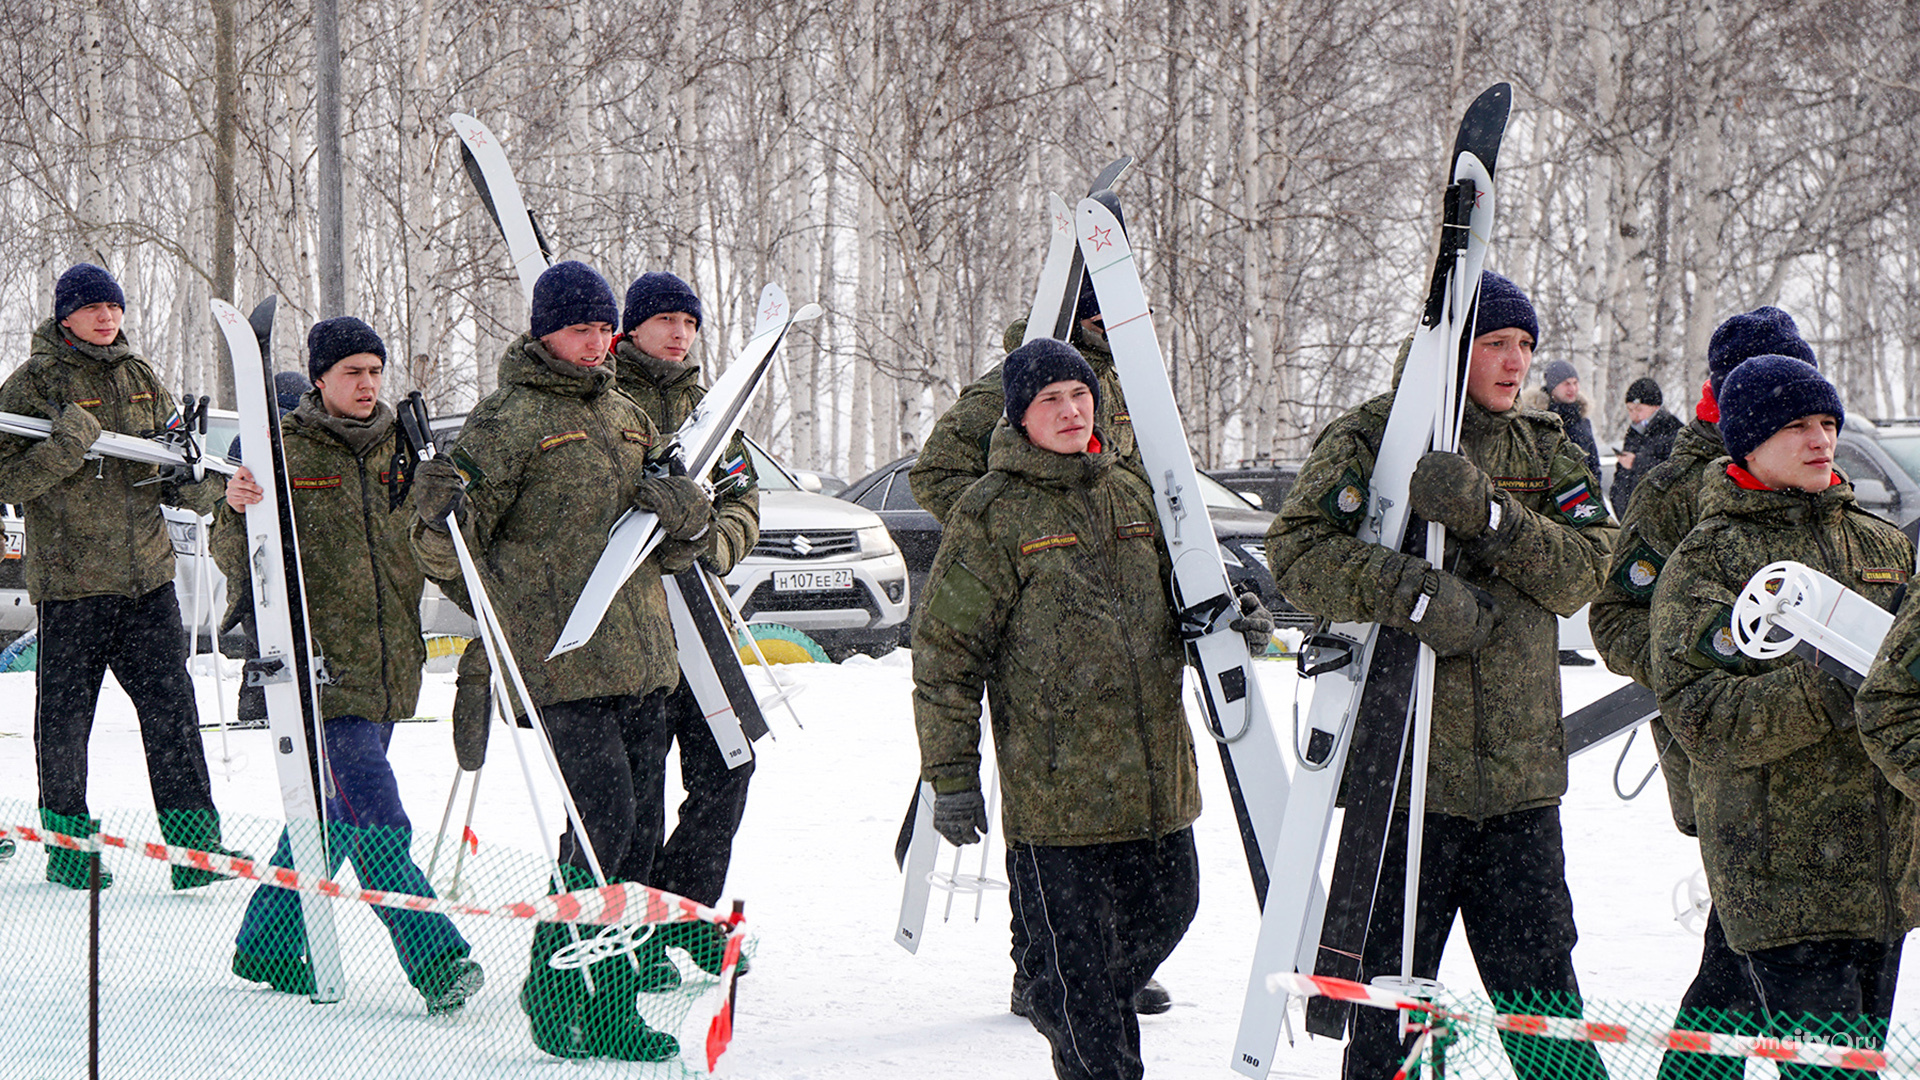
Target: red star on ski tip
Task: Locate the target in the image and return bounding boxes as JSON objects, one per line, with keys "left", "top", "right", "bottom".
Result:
{"left": 762, "top": 299, "right": 784, "bottom": 322}
{"left": 466, "top": 128, "right": 489, "bottom": 146}
{"left": 1087, "top": 224, "right": 1114, "bottom": 251}
{"left": 1054, "top": 212, "right": 1072, "bottom": 236}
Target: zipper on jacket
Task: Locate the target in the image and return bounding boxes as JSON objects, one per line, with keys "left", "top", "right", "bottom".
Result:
{"left": 1079, "top": 484, "right": 1163, "bottom": 837}
{"left": 356, "top": 450, "right": 395, "bottom": 722}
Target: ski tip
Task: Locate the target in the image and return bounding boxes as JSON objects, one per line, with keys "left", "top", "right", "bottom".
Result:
{"left": 247, "top": 296, "right": 277, "bottom": 340}
{"left": 1089, "top": 155, "right": 1133, "bottom": 196}
{"left": 752, "top": 283, "right": 791, "bottom": 336}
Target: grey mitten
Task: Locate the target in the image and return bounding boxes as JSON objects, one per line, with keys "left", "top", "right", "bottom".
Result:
{"left": 634, "top": 474, "right": 714, "bottom": 541}
{"left": 1408, "top": 451, "right": 1498, "bottom": 538}
{"left": 451, "top": 638, "right": 491, "bottom": 771}
{"left": 932, "top": 789, "right": 988, "bottom": 847}
{"left": 1228, "top": 592, "right": 1276, "bottom": 655}
{"left": 413, "top": 457, "right": 467, "bottom": 531}
{"left": 655, "top": 535, "right": 708, "bottom": 574}
{"left": 1393, "top": 568, "right": 1500, "bottom": 657}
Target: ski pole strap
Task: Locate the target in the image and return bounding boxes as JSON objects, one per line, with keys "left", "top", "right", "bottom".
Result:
{"left": 1175, "top": 593, "right": 1234, "bottom": 641}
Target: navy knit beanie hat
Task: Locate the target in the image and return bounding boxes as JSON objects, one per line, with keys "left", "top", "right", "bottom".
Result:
{"left": 1708, "top": 307, "right": 1816, "bottom": 396}
{"left": 531, "top": 261, "right": 618, "bottom": 340}
{"left": 622, "top": 271, "right": 703, "bottom": 335}
{"left": 306, "top": 316, "right": 386, "bottom": 381}
{"left": 273, "top": 371, "right": 313, "bottom": 413}
{"left": 1625, "top": 376, "right": 1662, "bottom": 407}
{"left": 1472, "top": 271, "right": 1539, "bottom": 347}
{"left": 1716, "top": 354, "right": 1843, "bottom": 466}
{"left": 55, "top": 263, "right": 125, "bottom": 322}
{"left": 1003, "top": 338, "right": 1100, "bottom": 431}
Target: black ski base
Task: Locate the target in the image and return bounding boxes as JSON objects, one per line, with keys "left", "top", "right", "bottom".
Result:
{"left": 1562, "top": 682, "right": 1658, "bottom": 757}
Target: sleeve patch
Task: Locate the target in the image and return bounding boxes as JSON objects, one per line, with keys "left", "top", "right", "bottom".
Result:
{"left": 448, "top": 447, "right": 485, "bottom": 488}
{"left": 926, "top": 562, "right": 994, "bottom": 634}
{"left": 621, "top": 428, "right": 654, "bottom": 447}
{"left": 1903, "top": 638, "right": 1920, "bottom": 684}
{"left": 1318, "top": 467, "right": 1368, "bottom": 525}
{"left": 1861, "top": 568, "right": 1908, "bottom": 585}
{"left": 1552, "top": 480, "right": 1604, "bottom": 525}
{"left": 1690, "top": 607, "right": 1747, "bottom": 671}
{"left": 539, "top": 431, "right": 589, "bottom": 452}
{"left": 1612, "top": 540, "right": 1667, "bottom": 599}
{"left": 1020, "top": 534, "right": 1079, "bottom": 555}
{"left": 290, "top": 475, "right": 343, "bottom": 490}
{"left": 712, "top": 452, "right": 757, "bottom": 494}
{"left": 1493, "top": 475, "right": 1547, "bottom": 493}
{"left": 1115, "top": 522, "right": 1154, "bottom": 540}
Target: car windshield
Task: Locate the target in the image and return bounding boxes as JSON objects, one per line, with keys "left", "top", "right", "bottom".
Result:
{"left": 742, "top": 436, "right": 798, "bottom": 492}
{"left": 1196, "top": 471, "right": 1258, "bottom": 512}
{"left": 1873, "top": 432, "right": 1920, "bottom": 485}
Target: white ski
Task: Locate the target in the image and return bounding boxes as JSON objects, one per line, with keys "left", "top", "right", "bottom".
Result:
{"left": 213, "top": 296, "right": 345, "bottom": 1003}
{"left": 1020, "top": 193, "right": 1080, "bottom": 346}
{"left": 0, "top": 411, "right": 236, "bottom": 477}
{"left": 449, "top": 113, "right": 548, "bottom": 307}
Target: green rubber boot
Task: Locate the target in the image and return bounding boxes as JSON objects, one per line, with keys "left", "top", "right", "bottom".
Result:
{"left": 232, "top": 951, "right": 316, "bottom": 994}
{"left": 522, "top": 866, "right": 596, "bottom": 1058}
{"left": 583, "top": 952, "right": 681, "bottom": 1062}
{"left": 40, "top": 809, "right": 111, "bottom": 890}
{"left": 156, "top": 808, "right": 252, "bottom": 890}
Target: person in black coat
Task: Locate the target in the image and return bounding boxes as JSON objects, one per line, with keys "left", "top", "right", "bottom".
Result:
{"left": 1609, "top": 376, "right": 1682, "bottom": 513}
{"left": 1527, "top": 358, "right": 1605, "bottom": 667}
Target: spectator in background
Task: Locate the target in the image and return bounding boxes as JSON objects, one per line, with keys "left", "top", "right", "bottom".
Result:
{"left": 1527, "top": 358, "right": 1606, "bottom": 666}
{"left": 1608, "top": 376, "right": 1682, "bottom": 513}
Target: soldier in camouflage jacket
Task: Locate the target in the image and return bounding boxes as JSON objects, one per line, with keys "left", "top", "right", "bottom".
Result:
{"left": 0, "top": 264, "right": 239, "bottom": 890}
{"left": 220, "top": 317, "right": 481, "bottom": 1012}
{"left": 1269, "top": 272, "right": 1613, "bottom": 1080}
{"left": 412, "top": 262, "right": 704, "bottom": 1061}
{"left": 1651, "top": 354, "right": 1912, "bottom": 1047}
{"left": 1589, "top": 307, "right": 1823, "bottom": 1069}
{"left": 913, "top": 339, "right": 1199, "bottom": 1080}
{"left": 610, "top": 270, "right": 759, "bottom": 906}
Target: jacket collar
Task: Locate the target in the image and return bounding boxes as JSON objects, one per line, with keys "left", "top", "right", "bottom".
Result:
{"left": 500, "top": 334, "right": 615, "bottom": 400}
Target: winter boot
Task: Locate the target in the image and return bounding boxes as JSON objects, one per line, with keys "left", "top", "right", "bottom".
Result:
{"left": 40, "top": 809, "right": 111, "bottom": 890}
{"left": 414, "top": 949, "right": 486, "bottom": 1015}
{"left": 232, "top": 951, "right": 316, "bottom": 994}
{"left": 522, "top": 866, "right": 597, "bottom": 1058}
{"left": 652, "top": 919, "right": 731, "bottom": 979}
{"left": 157, "top": 808, "right": 252, "bottom": 890}
{"left": 1133, "top": 977, "right": 1173, "bottom": 1015}
{"left": 582, "top": 954, "right": 680, "bottom": 1062}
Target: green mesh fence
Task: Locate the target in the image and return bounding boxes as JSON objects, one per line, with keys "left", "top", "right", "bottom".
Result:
{"left": 0, "top": 797, "right": 753, "bottom": 1079}
{"left": 1299, "top": 981, "right": 1919, "bottom": 1079}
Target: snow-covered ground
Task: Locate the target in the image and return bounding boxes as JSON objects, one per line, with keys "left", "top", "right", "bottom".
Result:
{"left": 2, "top": 648, "right": 1914, "bottom": 1078}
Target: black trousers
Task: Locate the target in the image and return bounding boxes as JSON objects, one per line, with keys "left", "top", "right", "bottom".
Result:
{"left": 1746, "top": 937, "right": 1902, "bottom": 1080}
{"left": 35, "top": 586, "right": 214, "bottom": 819}
{"left": 1657, "top": 906, "right": 1758, "bottom": 1080}
{"left": 649, "top": 679, "right": 755, "bottom": 905}
{"left": 1010, "top": 828, "right": 1199, "bottom": 1080}
{"left": 540, "top": 689, "right": 673, "bottom": 885}
{"left": 1344, "top": 806, "right": 1606, "bottom": 1080}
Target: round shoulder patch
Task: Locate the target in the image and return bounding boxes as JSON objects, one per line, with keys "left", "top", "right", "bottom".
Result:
{"left": 1628, "top": 559, "right": 1658, "bottom": 589}
{"left": 1336, "top": 484, "right": 1363, "bottom": 515}
{"left": 1711, "top": 625, "right": 1738, "bottom": 658}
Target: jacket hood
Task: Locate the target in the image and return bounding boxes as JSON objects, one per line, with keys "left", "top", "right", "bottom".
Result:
{"left": 985, "top": 420, "right": 1115, "bottom": 491}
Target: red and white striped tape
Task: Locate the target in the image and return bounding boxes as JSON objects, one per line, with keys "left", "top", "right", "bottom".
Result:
{"left": 1271, "top": 972, "right": 1916, "bottom": 1073}
{"left": 2, "top": 821, "right": 728, "bottom": 928}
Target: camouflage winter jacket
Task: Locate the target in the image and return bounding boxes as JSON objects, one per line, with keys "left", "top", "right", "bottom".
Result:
{"left": 908, "top": 318, "right": 1136, "bottom": 522}
{"left": 1268, "top": 393, "right": 1617, "bottom": 821}
{"left": 212, "top": 396, "right": 432, "bottom": 723}
{"left": 1588, "top": 416, "right": 1725, "bottom": 835}
{"left": 1650, "top": 467, "right": 1914, "bottom": 953}
{"left": 0, "top": 318, "right": 220, "bottom": 602}
{"left": 612, "top": 339, "right": 759, "bottom": 576}
{"left": 1855, "top": 582, "right": 1920, "bottom": 831}
{"left": 912, "top": 424, "right": 1200, "bottom": 846}
{"left": 414, "top": 335, "right": 678, "bottom": 708}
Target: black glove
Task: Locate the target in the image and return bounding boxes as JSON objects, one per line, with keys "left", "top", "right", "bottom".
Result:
{"left": 1408, "top": 451, "right": 1498, "bottom": 539}
{"left": 1228, "top": 592, "right": 1276, "bottom": 655}
{"left": 451, "top": 638, "right": 491, "bottom": 771}
{"left": 413, "top": 458, "right": 467, "bottom": 531}
{"left": 1392, "top": 567, "right": 1499, "bottom": 657}
{"left": 932, "top": 789, "right": 988, "bottom": 847}
{"left": 634, "top": 475, "right": 714, "bottom": 541}
{"left": 655, "top": 535, "right": 708, "bottom": 574}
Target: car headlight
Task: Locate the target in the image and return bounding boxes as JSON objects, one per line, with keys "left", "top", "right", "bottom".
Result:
{"left": 856, "top": 525, "right": 896, "bottom": 556}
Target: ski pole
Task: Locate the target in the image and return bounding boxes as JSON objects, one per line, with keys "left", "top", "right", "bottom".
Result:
{"left": 446, "top": 766, "right": 482, "bottom": 901}
{"left": 196, "top": 515, "right": 244, "bottom": 775}
{"left": 425, "top": 766, "right": 465, "bottom": 885}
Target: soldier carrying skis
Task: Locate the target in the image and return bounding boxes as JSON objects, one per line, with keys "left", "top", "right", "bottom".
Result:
{"left": 218, "top": 317, "right": 484, "bottom": 1014}
{"left": 0, "top": 262, "right": 248, "bottom": 890}
{"left": 1268, "top": 272, "right": 1616, "bottom": 1080}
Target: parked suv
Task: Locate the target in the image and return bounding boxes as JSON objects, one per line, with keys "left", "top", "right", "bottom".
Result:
{"left": 1834, "top": 417, "right": 1920, "bottom": 527}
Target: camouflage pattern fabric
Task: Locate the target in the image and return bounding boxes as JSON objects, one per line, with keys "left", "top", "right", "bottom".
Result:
{"left": 1588, "top": 416, "right": 1727, "bottom": 836}
{"left": 1267, "top": 393, "right": 1617, "bottom": 821}
{"left": 413, "top": 335, "right": 677, "bottom": 709}
{"left": 611, "top": 339, "right": 759, "bottom": 575}
{"left": 911, "top": 424, "right": 1199, "bottom": 846}
{"left": 0, "top": 318, "right": 220, "bottom": 602}
{"left": 908, "top": 317, "right": 1135, "bottom": 523}
{"left": 1650, "top": 467, "right": 1914, "bottom": 953}
{"left": 211, "top": 395, "right": 430, "bottom": 724}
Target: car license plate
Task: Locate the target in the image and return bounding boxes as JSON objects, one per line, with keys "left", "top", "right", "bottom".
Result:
{"left": 3, "top": 532, "right": 19, "bottom": 559}
{"left": 774, "top": 569, "right": 853, "bottom": 591}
